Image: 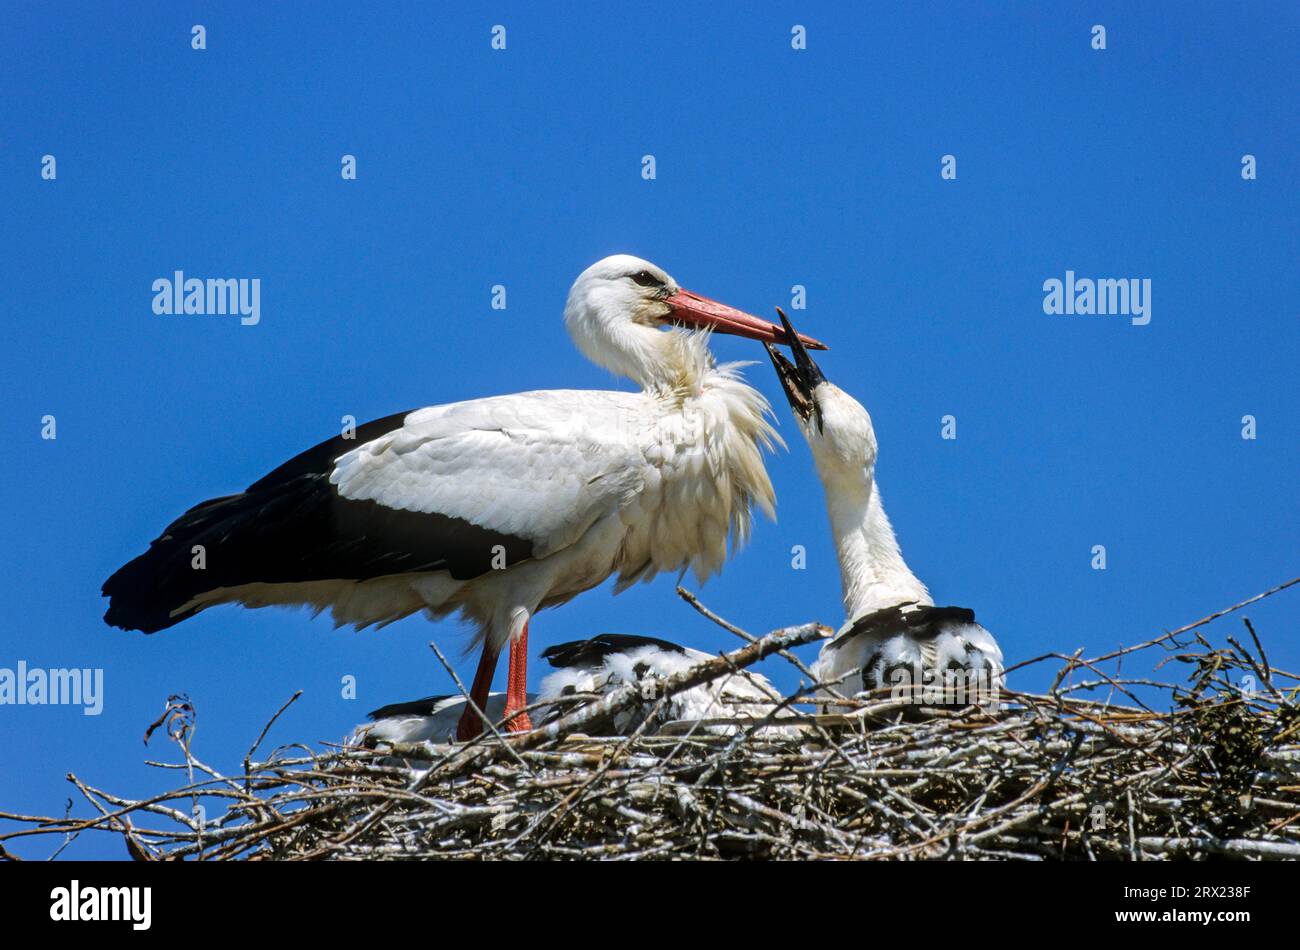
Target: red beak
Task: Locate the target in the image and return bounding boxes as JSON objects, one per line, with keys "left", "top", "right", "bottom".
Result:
{"left": 666, "top": 289, "right": 828, "bottom": 350}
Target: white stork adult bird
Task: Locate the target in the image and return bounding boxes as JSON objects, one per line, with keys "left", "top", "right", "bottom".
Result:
{"left": 102, "top": 255, "right": 825, "bottom": 741}
{"left": 763, "top": 311, "right": 1003, "bottom": 708}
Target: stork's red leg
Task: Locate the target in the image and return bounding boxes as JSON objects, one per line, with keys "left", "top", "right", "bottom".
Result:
{"left": 455, "top": 642, "right": 500, "bottom": 742}
{"left": 503, "top": 620, "right": 534, "bottom": 733}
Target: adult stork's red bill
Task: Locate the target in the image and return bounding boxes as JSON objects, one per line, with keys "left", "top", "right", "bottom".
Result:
{"left": 102, "top": 255, "right": 824, "bottom": 740}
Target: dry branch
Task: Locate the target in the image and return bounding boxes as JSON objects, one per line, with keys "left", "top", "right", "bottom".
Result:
{"left": 3, "top": 581, "right": 1298, "bottom": 861}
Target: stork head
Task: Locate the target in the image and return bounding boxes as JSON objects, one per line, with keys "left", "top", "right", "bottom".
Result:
{"left": 564, "top": 254, "right": 825, "bottom": 388}
{"left": 765, "top": 309, "right": 877, "bottom": 475}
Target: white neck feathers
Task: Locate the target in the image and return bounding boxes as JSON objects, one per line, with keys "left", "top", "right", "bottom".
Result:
{"left": 818, "top": 463, "right": 931, "bottom": 621}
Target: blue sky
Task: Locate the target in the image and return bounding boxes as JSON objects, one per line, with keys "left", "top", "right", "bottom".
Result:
{"left": 2, "top": 3, "right": 1296, "bottom": 859}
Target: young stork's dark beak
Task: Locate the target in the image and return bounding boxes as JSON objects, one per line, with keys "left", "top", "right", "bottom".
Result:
{"left": 763, "top": 307, "right": 827, "bottom": 432}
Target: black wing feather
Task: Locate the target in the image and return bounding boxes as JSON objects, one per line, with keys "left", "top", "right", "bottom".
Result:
{"left": 102, "top": 411, "right": 533, "bottom": 633}
{"left": 366, "top": 694, "right": 456, "bottom": 721}
{"left": 829, "top": 604, "right": 978, "bottom": 651}
{"left": 541, "top": 633, "right": 688, "bottom": 670}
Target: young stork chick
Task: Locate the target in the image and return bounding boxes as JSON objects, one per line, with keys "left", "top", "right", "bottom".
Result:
{"left": 354, "top": 632, "right": 791, "bottom": 748}
{"left": 354, "top": 692, "right": 540, "bottom": 747}
{"left": 764, "top": 311, "right": 1003, "bottom": 708}
{"left": 349, "top": 692, "right": 543, "bottom": 771}
{"left": 537, "top": 633, "right": 793, "bottom": 736}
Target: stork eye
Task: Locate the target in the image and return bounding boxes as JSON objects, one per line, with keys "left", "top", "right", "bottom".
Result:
{"left": 628, "top": 270, "right": 662, "bottom": 287}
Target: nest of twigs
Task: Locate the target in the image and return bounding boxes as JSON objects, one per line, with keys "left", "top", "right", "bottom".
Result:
{"left": 4, "top": 581, "right": 1299, "bottom": 861}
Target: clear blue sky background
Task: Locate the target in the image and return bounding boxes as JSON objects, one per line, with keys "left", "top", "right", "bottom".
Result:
{"left": 2, "top": 3, "right": 1296, "bottom": 858}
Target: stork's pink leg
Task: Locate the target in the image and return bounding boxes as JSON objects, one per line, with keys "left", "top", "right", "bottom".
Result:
{"left": 503, "top": 620, "right": 534, "bottom": 733}
{"left": 455, "top": 643, "right": 500, "bottom": 742}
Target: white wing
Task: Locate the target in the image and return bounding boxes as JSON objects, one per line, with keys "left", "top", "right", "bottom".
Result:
{"left": 331, "top": 389, "right": 649, "bottom": 557}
